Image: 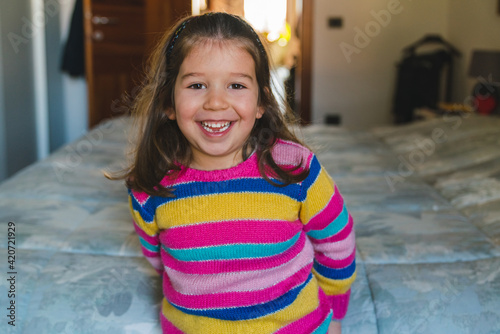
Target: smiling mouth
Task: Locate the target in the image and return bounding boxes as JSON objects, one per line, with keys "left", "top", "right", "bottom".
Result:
{"left": 200, "top": 121, "right": 232, "bottom": 133}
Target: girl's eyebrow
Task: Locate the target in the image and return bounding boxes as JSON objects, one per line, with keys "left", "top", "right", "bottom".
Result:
{"left": 179, "top": 72, "right": 203, "bottom": 80}
{"left": 179, "top": 72, "right": 255, "bottom": 81}
{"left": 230, "top": 73, "right": 255, "bottom": 81}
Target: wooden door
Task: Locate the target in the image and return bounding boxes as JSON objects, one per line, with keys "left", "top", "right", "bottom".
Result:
{"left": 83, "top": 0, "right": 191, "bottom": 128}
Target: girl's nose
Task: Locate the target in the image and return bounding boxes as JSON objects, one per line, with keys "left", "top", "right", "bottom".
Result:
{"left": 203, "top": 88, "right": 229, "bottom": 111}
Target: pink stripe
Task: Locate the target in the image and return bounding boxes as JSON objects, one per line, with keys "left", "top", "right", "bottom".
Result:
{"left": 274, "top": 287, "right": 332, "bottom": 334}
{"left": 142, "top": 248, "right": 160, "bottom": 258}
{"left": 175, "top": 170, "right": 263, "bottom": 184}
{"left": 133, "top": 221, "right": 159, "bottom": 244}
{"left": 160, "top": 310, "right": 184, "bottom": 334}
{"left": 328, "top": 289, "right": 351, "bottom": 320}
{"left": 277, "top": 164, "right": 308, "bottom": 175}
{"left": 163, "top": 220, "right": 302, "bottom": 249}
{"left": 313, "top": 232, "right": 356, "bottom": 260}
{"left": 164, "top": 264, "right": 312, "bottom": 309}
{"left": 160, "top": 155, "right": 262, "bottom": 186}
{"left": 146, "top": 257, "right": 163, "bottom": 270}
{"left": 310, "top": 216, "right": 353, "bottom": 245}
{"left": 165, "top": 239, "right": 314, "bottom": 295}
{"left": 272, "top": 140, "right": 312, "bottom": 168}
{"left": 315, "top": 248, "right": 356, "bottom": 270}
{"left": 303, "top": 186, "right": 344, "bottom": 232}
{"left": 162, "top": 232, "right": 306, "bottom": 274}
{"left": 131, "top": 190, "right": 150, "bottom": 205}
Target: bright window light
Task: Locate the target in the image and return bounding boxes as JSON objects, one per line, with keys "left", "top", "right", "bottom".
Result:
{"left": 192, "top": 0, "right": 207, "bottom": 15}
{"left": 244, "top": 0, "right": 287, "bottom": 42}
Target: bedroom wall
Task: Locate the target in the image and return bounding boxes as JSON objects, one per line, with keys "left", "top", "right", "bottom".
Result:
{"left": 0, "top": 0, "right": 39, "bottom": 180}
{"left": 44, "top": 0, "right": 87, "bottom": 152}
{"left": 447, "top": 0, "right": 500, "bottom": 104}
{"left": 312, "top": 0, "right": 450, "bottom": 128}
{"left": 0, "top": 0, "right": 87, "bottom": 183}
{"left": 0, "top": 19, "right": 6, "bottom": 181}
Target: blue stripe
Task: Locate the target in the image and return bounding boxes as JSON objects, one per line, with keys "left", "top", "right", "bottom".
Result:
{"left": 171, "top": 178, "right": 302, "bottom": 201}
{"left": 138, "top": 236, "right": 160, "bottom": 253}
{"left": 129, "top": 159, "right": 315, "bottom": 208}
{"left": 163, "top": 232, "right": 301, "bottom": 261}
{"left": 170, "top": 273, "right": 313, "bottom": 320}
{"left": 306, "top": 206, "right": 349, "bottom": 240}
{"left": 313, "top": 260, "right": 356, "bottom": 280}
{"left": 129, "top": 190, "right": 155, "bottom": 223}
{"left": 298, "top": 155, "right": 321, "bottom": 200}
{"left": 312, "top": 310, "right": 333, "bottom": 334}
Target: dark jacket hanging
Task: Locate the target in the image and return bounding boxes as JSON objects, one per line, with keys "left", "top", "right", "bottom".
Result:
{"left": 61, "top": 0, "right": 85, "bottom": 77}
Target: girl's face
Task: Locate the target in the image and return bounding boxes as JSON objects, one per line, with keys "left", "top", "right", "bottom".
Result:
{"left": 168, "top": 41, "right": 264, "bottom": 170}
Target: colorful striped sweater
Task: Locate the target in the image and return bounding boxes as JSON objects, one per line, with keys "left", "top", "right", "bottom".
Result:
{"left": 128, "top": 139, "right": 356, "bottom": 334}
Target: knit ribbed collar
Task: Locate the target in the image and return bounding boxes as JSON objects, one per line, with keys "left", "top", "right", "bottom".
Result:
{"left": 176, "top": 150, "right": 258, "bottom": 182}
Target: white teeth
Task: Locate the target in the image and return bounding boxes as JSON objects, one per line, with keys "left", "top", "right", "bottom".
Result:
{"left": 201, "top": 121, "right": 231, "bottom": 133}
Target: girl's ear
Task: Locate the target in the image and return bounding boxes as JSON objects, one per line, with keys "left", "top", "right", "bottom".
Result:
{"left": 256, "top": 106, "right": 264, "bottom": 119}
{"left": 166, "top": 108, "right": 176, "bottom": 120}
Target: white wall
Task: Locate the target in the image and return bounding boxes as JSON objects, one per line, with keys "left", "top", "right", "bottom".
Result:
{"left": 0, "top": 0, "right": 39, "bottom": 180}
{"left": 0, "top": 18, "right": 6, "bottom": 181}
{"left": 312, "top": 0, "right": 450, "bottom": 128}
{"left": 0, "top": 0, "right": 86, "bottom": 182}
{"left": 448, "top": 0, "right": 500, "bottom": 104}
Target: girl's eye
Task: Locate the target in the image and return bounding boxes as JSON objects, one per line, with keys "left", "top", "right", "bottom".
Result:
{"left": 230, "top": 83, "right": 246, "bottom": 90}
{"left": 188, "top": 83, "right": 205, "bottom": 89}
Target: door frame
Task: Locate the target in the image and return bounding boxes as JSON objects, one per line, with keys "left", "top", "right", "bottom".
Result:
{"left": 297, "top": 0, "right": 313, "bottom": 124}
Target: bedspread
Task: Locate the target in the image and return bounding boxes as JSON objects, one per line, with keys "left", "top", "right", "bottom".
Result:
{"left": 1, "top": 114, "right": 499, "bottom": 334}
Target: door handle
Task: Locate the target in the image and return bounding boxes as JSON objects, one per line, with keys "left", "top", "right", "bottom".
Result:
{"left": 92, "top": 16, "right": 119, "bottom": 25}
{"left": 92, "top": 30, "right": 105, "bottom": 41}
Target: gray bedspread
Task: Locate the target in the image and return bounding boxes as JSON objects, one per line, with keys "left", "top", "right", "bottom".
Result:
{"left": 1, "top": 114, "right": 499, "bottom": 334}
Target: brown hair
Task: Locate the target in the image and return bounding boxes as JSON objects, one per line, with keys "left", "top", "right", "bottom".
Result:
{"left": 121, "top": 12, "right": 308, "bottom": 196}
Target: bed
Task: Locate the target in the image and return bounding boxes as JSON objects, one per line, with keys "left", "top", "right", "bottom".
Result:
{"left": 1, "top": 114, "right": 499, "bottom": 333}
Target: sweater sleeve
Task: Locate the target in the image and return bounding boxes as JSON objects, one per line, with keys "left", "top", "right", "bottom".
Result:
{"left": 299, "top": 154, "right": 356, "bottom": 321}
{"left": 128, "top": 189, "right": 164, "bottom": 274}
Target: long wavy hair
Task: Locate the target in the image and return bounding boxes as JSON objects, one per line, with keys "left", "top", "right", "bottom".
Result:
{"left": 121, "top": 12, "right": 308, "bottom": 196}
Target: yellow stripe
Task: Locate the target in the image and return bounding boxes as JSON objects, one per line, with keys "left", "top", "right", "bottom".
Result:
{"left": 156, "top": 192, "right": 301, "bottom": 228}
{"left": 300, "top": 168, "right": 335, "bottom": 225}
{"left": 313, "top": 268, "right": 357, "bottom": 295}
{"left": 162, "top": 277, "right": 321, "bottom": 334}
{"left": 128, "top": 197, "right": 158, "bottom": 237}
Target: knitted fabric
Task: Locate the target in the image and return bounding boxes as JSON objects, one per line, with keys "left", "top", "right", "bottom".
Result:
{"left": 128, "top": 139, "right": 356, "bottom": 334}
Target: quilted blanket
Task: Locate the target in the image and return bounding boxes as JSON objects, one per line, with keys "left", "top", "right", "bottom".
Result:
{"left": 1, "top": 114, "right": 499, "bottom": 333}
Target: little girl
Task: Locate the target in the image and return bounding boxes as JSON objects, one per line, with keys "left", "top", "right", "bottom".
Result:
{"left": 124, "top": 12, "right": 356, "bottom": 334}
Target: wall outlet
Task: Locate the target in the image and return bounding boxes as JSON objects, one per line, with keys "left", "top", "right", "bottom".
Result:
{"left": 325, "top": 114, "right": 342, "bottom": 125}
{"left": 328, "top": 17, "right": 343, "bottom": 28}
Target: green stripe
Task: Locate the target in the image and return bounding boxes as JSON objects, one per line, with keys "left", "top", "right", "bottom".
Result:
{"left": 139, "top": 236, "right": 160, "bottom": 252}
{"left": 307, "top": 206, "right": 348, "bottom": 240}
{"left": 163, "top": 232, "right": 301, "bottom": 261}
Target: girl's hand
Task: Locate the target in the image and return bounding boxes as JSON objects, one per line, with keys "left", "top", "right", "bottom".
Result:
{"left": 328, "top": 321, "right": 342, "bottom": 334}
